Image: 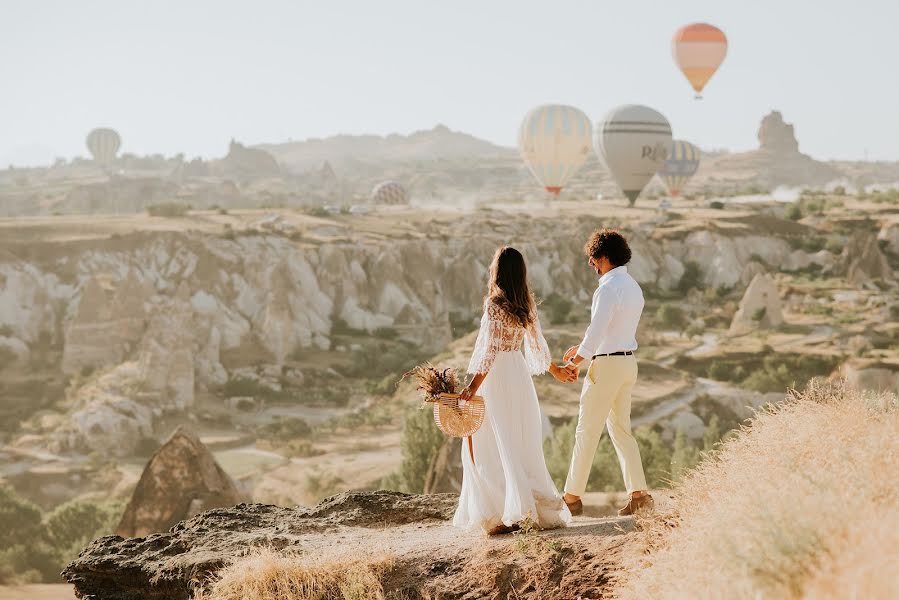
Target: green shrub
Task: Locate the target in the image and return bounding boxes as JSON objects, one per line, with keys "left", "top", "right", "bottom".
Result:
{"left": 254, "top": 417, "right": 312, "bottom": 441}
{"left": 670, "top": 429, "right": 701, "bottom": 482}
{"left": 785, "top": 204, "right": 802, "bottom": 220}
{"left": 656, "top": 304, "right": 686, "bottom": 329}
{"left": 825, "top": 238, "right": 843, "bottom": 254}
{"left": 384, "top": 406, "right": 446, "bottom": 493}
{"left": 373, "top": 327, "right": 398, "bottom": 340}
{"left": 0, "top": 324, "right": 14, "bottom": 337}
{"left": 543, "top": 293, "right": 574, "bottom": 325}
{"left": 147, "top": 202, "right": 191, "bottom": 217}
{"left": 677, "top": 262, "right": 703, "bottom": 293}
{"left": 709, "top": 201, "right": 724, "bottom": 209}
{"left": 43, "top": 497, "right": 123, "bottom": 564}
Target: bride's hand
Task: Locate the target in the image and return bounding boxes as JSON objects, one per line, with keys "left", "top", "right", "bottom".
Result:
{"left": 459, "top": 386, "right": 474, "bottom": 401}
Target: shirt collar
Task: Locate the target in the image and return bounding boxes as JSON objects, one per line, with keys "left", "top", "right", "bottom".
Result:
{"left": 598, "top": 265, "right": 627, "bottom": 283}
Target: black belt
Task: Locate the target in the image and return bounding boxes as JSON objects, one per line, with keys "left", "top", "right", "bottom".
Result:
{"left": 592, "top": 351, "right": 633, "bottom": 359}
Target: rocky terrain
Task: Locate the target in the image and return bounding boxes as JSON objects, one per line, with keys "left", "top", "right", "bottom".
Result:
{"left": 62, "top": 490, "right": 633, "bottom": 600}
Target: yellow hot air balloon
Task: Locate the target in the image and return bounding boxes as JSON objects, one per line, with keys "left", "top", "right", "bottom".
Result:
{"left": 672, "top": 23, "right": 727, "bottom": 98}
{"left": 518, "top": 104, "right": 592, "bottom": 196}
{"left": 86, "top": 128, "right": 121, "bottom": 164}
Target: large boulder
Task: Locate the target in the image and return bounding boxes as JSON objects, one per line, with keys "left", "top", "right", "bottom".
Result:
{"left": 842, "top": 232, "right": 893, "bottom": 287}
{"left": 116, "top": 426, "right": 249, "bottom": 538}
{"left": 730, "top": 274, "right": 784, "bottom": 333}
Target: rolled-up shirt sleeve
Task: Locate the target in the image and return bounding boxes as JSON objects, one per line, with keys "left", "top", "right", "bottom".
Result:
{"left": 576, "top": 286, "right": 616, "bottom": 359}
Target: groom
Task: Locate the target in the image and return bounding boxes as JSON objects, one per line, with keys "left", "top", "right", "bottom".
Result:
{"left": 559, "top": 228, "right": 654, "bottom": 517}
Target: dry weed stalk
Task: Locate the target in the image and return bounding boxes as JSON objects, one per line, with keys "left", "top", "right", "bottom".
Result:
{"left": 192, "top": 546, "right": 393, "bottom": 600}
{"left": 616, "top": 379, "right": 899, "bottom": 599}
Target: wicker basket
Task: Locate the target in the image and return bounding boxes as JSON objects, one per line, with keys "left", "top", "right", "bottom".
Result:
{"left": 431, "top": 393, "right": 486, "bottom": 438}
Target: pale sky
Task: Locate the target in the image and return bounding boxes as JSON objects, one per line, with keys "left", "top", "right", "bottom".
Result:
{"left": 2, "top": 0, "right": 897, "bottom": 166}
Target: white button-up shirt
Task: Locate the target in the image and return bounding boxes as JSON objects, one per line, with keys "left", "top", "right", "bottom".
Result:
{"left": 576, "top": 265, "right": 645, "bottom": 359}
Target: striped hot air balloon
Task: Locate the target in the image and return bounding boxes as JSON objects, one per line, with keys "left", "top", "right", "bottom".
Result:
{"left": 595, "top": 105, "right": 672, "bottom": 206}
{"left": 86, "top": 128, "right": 121, "bottom": 164}
{"left": 658, "top": 140, "right": 701, "bottom": 197}
{"left": 672, "top": 23, "right": 728, "bottom": 98}
{"left": 371, "top": 181, "right": 408, "bottom": 205}
{"left": 518, "top": 104, "right": 592, "bottom": 196}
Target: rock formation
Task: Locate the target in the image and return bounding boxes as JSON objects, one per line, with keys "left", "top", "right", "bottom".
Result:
{"left": 64, "top": 491, "right": 630, "bottom": 600}
{"left": 219, "top": 139, "right": 280, "bottom": 178}
{"left": 116, "top": 426, "right": 248, "bottom": 537}
{"left": 842, "top": 232, "right": 893, "bottom": 287}
{"left": 758, "top": 110, "right": 799, "bottom": 154}
{"left": 730, "top": 273, "right": 784, "bottom": 333}
{"left": 705, "top": 111, "right": 840, "bottom": 188}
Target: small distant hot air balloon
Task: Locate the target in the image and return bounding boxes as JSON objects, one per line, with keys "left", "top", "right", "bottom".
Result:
{"left": 518, "top": 104, "right": 592, "bottom": 196}
{"left": 595, "top": 105, "right": 672, "bottom": 206}
{"left": 371, "top": 181, "right": 408, "bottom": 205}
{"left": 658, "top": 140, "right": 701, "bottom": 197}
{"left": 672, "top": 23, "right": 727, "bottom": 98}
{"left": 86, "top": 128, "right": 121, "bottom": 165}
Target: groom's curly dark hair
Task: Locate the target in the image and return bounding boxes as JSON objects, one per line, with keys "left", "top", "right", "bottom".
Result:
{"left": 584, "top": 228, "right": 632, "bottom": 266}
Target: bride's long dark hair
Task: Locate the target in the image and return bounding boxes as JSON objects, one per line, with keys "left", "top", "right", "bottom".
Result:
{"left": 486, "top": 246, "right": 536, "bottom": 328}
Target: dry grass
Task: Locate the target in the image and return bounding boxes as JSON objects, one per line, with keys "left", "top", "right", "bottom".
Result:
{"left": 618, "top": 379, "right": 899, "bottom": 599}
{"left": 192, "top": 546, "right": 393, "bottom": 600}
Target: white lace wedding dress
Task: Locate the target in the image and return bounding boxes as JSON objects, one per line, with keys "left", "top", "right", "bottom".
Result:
{"left": 452, "top": 300, "right": 571, "bottom": 533}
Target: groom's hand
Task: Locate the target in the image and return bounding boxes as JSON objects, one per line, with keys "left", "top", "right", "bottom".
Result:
{"left": 563, "top": 345, "right": 579, "bottom": 362}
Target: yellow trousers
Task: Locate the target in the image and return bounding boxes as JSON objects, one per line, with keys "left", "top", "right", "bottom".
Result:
{"left": 564, "top": 355, "right": 648, "bottom": 496}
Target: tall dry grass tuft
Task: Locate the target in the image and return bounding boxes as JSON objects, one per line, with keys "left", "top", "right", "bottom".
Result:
{"left": 192, "top": 546, "right": 393, "bottom": 600}
{"left": 618, "top": 379, "right": 899, "bottom": 599}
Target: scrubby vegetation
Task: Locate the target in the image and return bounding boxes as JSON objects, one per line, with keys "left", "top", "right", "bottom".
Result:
{"left": 618, "top": 381, "right": 899, "bottom": 599}
{"left": 0, "top": 487, "right": 123, "bottom": 584}
{"left": 380, "top": 405, "right": 445, "bottom": 493}
{"left": 542, "top": 416, "right": 724, "bottom": 492}
{"left": 675, "top": 352, "right": 841, "bottom": 393}
{"left": 194, "top": 546, "right": 393, "bottom": 600}
{"left": 146, "top": 202, "right": 191, "bottom": 217}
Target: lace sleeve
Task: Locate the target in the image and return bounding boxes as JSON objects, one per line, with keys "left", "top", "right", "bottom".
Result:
{"left": 524, "top": 312, "right": 552, "bottom": 376}
{"left": 467, "top": 308, "right": 503, "bottom": 375}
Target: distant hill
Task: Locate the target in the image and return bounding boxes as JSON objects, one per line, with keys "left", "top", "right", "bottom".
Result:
{"left": 258, "top": 124, "right": 515, "bottom": 172}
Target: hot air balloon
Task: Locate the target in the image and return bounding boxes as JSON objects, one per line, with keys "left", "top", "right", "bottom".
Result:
{"left": 518, "top": 104, "right": 592, "bottom": 196}
{"left": 672, "top": 23, "right": 727, "bottom": 98}
{"left": 658, "top": 140, "right": 701, "bottom": 197}
{"left": 595, "top": 105, "right": 672, "bottom": 206}
{"left": 371, "top": 181, "right": 408, "bottom": 205}
{"left": 86, "top": 128, "right": 121, "bottom": 164}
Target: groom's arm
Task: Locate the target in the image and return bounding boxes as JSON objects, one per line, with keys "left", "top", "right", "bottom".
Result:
{"left": 571, "top": 288, "right": 615, "bottom": 365}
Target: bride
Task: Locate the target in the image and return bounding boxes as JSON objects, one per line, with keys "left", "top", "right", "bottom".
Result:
{"left": 455, "top": 246, "right": 576, "bottom": 535}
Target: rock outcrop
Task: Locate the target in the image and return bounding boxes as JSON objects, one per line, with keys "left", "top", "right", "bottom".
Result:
{"left": 842, "top": 232, "right": 893, "bottom": 287}
{"left": 730, "top": 273, "right": 784, "bottom": 333}
{"left": 63, "top": 491, "right": 631, "bottom": 600}
{"left": 219, "top": 140, "right": 280, "bottom": 179}
{"left": 116, "top": 426, "right": 248, "bottom": 537}
{"left": 758, "top": 110, "right": 799, "bottom": 154}
{"left": 705, "top": 111, "right": 840, "bottom": 188}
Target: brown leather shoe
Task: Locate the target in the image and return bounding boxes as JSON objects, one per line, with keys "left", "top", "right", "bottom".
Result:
{"left": 564, "top": 497, "right": 583, "bottom": 516}
{"left": 487, "top": 523, "right": 521, "bottom": 536}
{"left": 618, "top": 493, "right": 654, "bottom": 517}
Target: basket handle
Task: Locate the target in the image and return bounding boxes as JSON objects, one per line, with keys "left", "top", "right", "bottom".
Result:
{"left": 431, "top": 392, "right": 484, "bottom": 405}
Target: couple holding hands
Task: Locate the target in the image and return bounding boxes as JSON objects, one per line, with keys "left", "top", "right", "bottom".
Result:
{"left": 454, "top": 229, "right": 653, "bottom": 535}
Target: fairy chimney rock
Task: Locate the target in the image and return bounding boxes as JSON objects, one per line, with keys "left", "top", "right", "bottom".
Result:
{"left": 115, "top": 426, "right": 247, "bottom": 538}
{"left": 758, "top": 111, "right": 799, "bottom": 154}
{"left": 730, "top": 273, "right": 784, "bottom": 333}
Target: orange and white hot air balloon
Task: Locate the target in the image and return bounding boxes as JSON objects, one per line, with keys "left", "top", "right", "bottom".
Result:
{"left": 672, "top": 23, "right": 727, "bottom": 99}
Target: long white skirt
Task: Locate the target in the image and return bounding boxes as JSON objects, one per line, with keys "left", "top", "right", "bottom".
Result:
{"left": 452, "top": 351, "right": 571, "bottom": 533}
